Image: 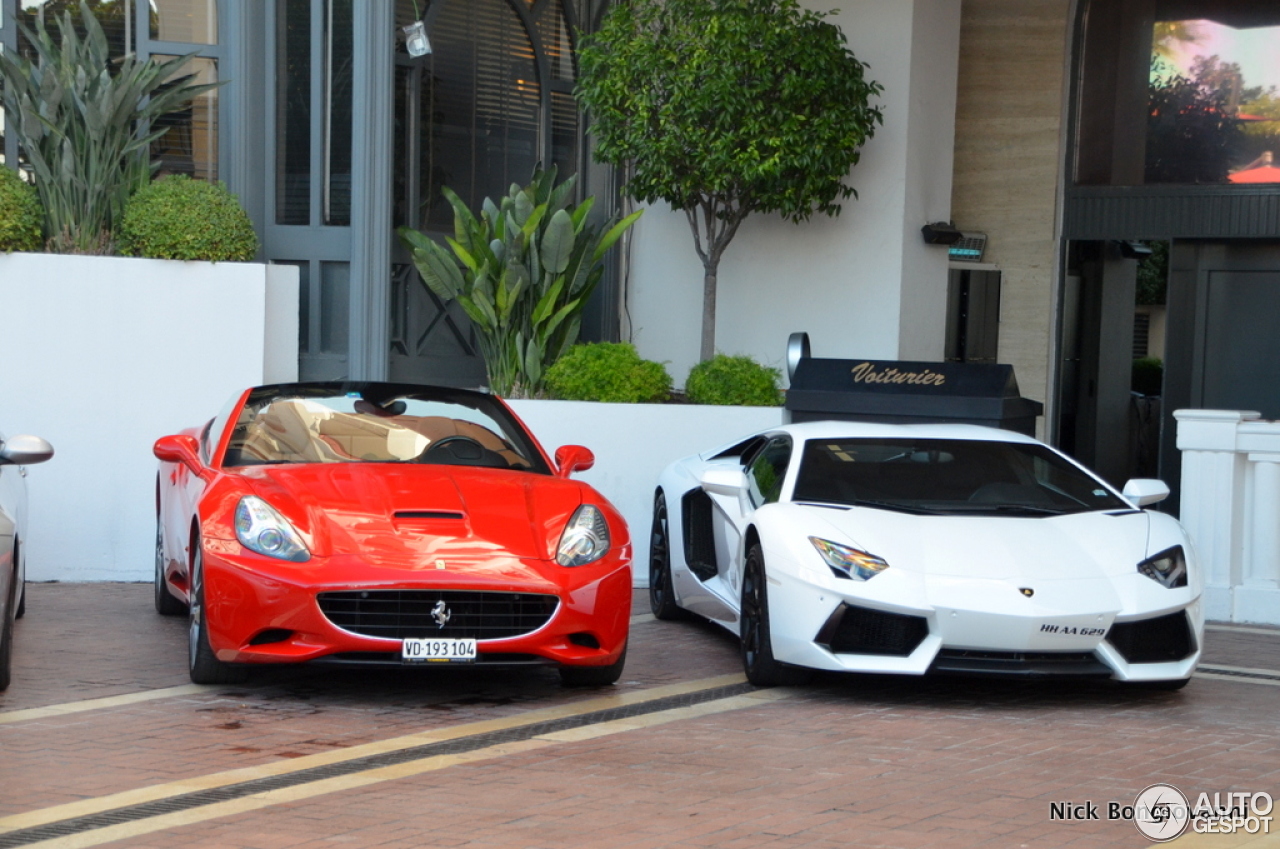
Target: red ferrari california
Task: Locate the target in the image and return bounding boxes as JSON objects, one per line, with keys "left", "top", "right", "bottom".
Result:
{"left": 154, "top": 382, "right": 631, "bottom": 686}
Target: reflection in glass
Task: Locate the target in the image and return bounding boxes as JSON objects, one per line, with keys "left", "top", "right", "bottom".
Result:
{"left": 153, "top": 0, "right": 217, "bottom": 44}
{"left": 151, "top": 55, "right": 218, "bottom": 180}
{"left": 1147, "top": 17, "right": 1280, "bottom": 184}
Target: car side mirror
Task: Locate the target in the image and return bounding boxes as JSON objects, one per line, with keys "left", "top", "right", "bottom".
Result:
{"left": 154, "top": 434, "right": 212, "bottom": 480}
{"left": 555, "top": 445, "right": 595, "bottom": 478}
{"left": 1122, "top": 478, "right": 1169, "bottom": 507}
{"left": 701, "top": 467, "right": 748, "bottom": 497}
{"left": 0, "top": 435, "right": 53, "bottom": 466}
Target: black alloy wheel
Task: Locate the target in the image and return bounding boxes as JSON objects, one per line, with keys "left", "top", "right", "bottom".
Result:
{"left": 188, "top": 537, "right": 247, "bottom": 685}
{"left": 740, "top": 544, "right": 809, "bottom": 687}
{"left": 154, "top": 519, "right": 186, "bottom": 616}
{"left": 649, "top": 492, "right": 684, "bottom": 620}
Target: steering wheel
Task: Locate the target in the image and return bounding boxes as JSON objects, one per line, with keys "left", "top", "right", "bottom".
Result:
{"left": 419, "top": 435, "right": 486, "bottom": 463}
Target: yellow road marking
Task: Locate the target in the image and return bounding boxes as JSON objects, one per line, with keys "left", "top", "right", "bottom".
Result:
{"left": 0, "top": 672, "right": 746, "bottom": 835}
{"left": 0, "top": 685, "right": 211, "bottom": 726}
{"left": 0, "top": 611, "right": 659, "bottom": 725}
{"left": 9, "top": 677, "right": 777, "bottom": 849}
{"left": 1194, "top": 671, "right": 1280, "bottom": 688}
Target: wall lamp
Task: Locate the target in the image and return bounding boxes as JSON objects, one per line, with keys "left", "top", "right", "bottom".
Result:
{"left": 1115, "top": 240, "right": 1153, "bottom": 260}
{"left": 921, "top": 221, "right": 964, "bottom": 246}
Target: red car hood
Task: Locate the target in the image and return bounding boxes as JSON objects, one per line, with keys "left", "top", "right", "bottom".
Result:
{"left": 229, "top": 463, "right": 586, "bottom": 565}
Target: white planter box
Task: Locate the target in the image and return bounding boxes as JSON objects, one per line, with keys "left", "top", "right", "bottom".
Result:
{"left": 509, "top": 400, "right": 784, "bottom": 587}
{"left": 0, "top": 253, "right": 298, "bottom": 581}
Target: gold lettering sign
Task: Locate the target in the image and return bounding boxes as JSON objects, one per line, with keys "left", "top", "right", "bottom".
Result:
{"left": 850, "top": 362, "right": 947, "bottom": 387}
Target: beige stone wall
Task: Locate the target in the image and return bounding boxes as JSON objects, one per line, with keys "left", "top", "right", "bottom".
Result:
{"left": 951, "top": 0, "right": 1074, "bottom": 434}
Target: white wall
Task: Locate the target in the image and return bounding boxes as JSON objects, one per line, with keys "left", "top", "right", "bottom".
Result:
{"left": 509, "top": 400, "right": 784, "bottom": 586}
{"left": 626, "top": 0, "right": 962, "bottom": 385}
{"left": 0, "top": 253, "right": 298, "bottom": 581}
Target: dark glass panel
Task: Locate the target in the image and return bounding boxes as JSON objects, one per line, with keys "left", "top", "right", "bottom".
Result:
{"left": 324, "top": 0, "right": 352, "bottom": 225}
{"left": 419, "top": 0, "right": 539, "bottom": 231}
{"left": 276, "top": 0, "right": 311, "bottom": 224}
{"left": 320, "top": 261, "right": 350, "bottom": 354}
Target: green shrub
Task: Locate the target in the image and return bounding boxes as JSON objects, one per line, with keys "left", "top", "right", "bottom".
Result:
{"left": 117, "top": 175, "right": 258, "bottom": 261}
{"left": 0, "top": 167, "right": 42, "bottom": 252}
{"left": 685, "top": 354, "right": 782, "bottom": 406}
{"left": 1132, "top": 356, "right": 1163, "bottom": 396}
{"left": 544, "top": 342, "right": 671, "bottom": 403}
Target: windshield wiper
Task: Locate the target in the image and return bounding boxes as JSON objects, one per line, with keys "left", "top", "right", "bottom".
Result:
{"left": 951, "top": 503, "right": 1070, "bottom": 516}
{"left": 845, "top": 498, "right": 945, "bottom": 516}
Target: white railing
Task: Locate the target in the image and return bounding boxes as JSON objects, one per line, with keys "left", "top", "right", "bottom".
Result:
{"left": 1176, "top": 409, "right": 1280, "bottom": 625}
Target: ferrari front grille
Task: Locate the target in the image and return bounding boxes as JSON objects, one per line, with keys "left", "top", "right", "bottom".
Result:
{"left": 1106, "top": 611, "right": 1195, "bottom": 664}
{"left": 317, "top": 590, "right": 559, "bottom": 641}
{"left": 815, "top": 604, "right": 929, "bottom": 656}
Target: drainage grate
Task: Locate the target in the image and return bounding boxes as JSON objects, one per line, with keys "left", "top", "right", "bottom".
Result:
{"left": 0, "top": 682, "right": 756, "bottom": 848}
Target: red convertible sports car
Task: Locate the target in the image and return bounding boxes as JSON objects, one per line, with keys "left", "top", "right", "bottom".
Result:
{"left": 154, "top": 382, "right": 631, "bottom": 686}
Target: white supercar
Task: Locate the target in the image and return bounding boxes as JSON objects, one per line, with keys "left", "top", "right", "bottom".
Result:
{"left": 650, "top": 421, "right": 1202, "bottom": 689}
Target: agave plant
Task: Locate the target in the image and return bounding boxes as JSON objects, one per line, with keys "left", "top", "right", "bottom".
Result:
{"left": 0, "top": 2, "right": 220, "bottom": 253}
{"left": 399, "top": 168, "right": 642, "bottom": 398}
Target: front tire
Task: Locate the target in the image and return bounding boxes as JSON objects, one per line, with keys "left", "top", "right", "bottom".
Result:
{"left": 188, "top": 537, "right": 247, "bottom": 685}
{"left": 559, "top": 641, "right": 627, "bottom": 687}
{"left": 740, "top": 544, "right": 810, "bottom": 687}
{"left": 155, "top": 520, "right": 186, "bottom": 616}
{"left": 649, "top": 492, "right": 684, "bottom": 620}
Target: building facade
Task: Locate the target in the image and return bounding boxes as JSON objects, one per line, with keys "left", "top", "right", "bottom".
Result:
{"left": 5, "top": 0, "right": 1280, "bottom": 505}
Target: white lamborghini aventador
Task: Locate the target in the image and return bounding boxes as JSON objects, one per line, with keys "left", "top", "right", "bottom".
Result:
{"left": 650, "top": 422, "right": 1201, "bottom": 688}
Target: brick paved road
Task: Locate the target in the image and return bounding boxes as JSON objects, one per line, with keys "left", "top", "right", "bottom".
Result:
{"left": 2, "top": 584, "right": 1278, "bottom": 848}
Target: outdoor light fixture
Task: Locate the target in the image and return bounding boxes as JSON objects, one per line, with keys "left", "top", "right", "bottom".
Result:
{"left": 403, "top": 19, "right": 431, "bottom": 57}
{"left": 921, "top": 221, "right": 964, "bottom": 246}
{"left": 1116, "top": 240, "right": 1153, "bottom": 260}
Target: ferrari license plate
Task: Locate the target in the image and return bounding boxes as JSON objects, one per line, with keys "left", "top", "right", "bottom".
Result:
{"left": 401, "top": 637, "right": 477, "bottom": 663}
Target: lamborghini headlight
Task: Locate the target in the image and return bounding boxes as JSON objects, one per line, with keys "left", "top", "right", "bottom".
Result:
{"left": 1138, "top": 545, "right": 1187, "bottom": 588}
{"left": 557, "top": 504, "right": 610, "bottom": 567}
{"left": 810, "top": 537, "right": 889, "bottom": 581}
{"left": 235, "top": 496, "right": 310, "bottom": 562}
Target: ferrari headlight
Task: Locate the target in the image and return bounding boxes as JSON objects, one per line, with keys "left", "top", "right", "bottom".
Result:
{"left": 235, "top": 496, "right": 310, "bottom": 562}
{"left": 810, "top": 537, "right": 889, "bottom": 581}
{"left": 1138, "top": 545, "right": 1186, "bottom": 589}
{"left": 556, "top": 504, "right": 610, "bottom": 567}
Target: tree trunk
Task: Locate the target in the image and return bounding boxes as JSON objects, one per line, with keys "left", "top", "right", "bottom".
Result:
{"left": 701, "top": 259, "right": 718, "bottom": 362}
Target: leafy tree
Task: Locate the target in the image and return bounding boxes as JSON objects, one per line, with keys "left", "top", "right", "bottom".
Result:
{"left": 576, "top": 0, "right": 883, "bottom": 361}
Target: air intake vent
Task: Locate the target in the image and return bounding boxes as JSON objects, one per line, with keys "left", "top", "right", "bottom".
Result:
{"left": 317, "top": 590, "right": 558, "bottom": 641}
{"left": 815, "top": 604, "right": 929, "bottom": 656}
{"left": 393, "top": 510, "right": 465, "bottom": 520}
{"left": 1106, "top": 611, "right": 1195, "bottom": 664}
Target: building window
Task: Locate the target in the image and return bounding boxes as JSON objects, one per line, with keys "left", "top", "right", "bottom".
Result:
{"left": 394, "top": 0, "right": 580, "bottom": 232}
{"left": 1075, "top": 0, "right": 1280, "bottom": 186}
{"left": 6, "top": 0, "right": 221, "bottom": 180}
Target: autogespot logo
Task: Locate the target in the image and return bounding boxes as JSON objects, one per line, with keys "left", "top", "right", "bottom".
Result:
{"left": 1133, "top": 784, "right": 1191, "bottom": 842}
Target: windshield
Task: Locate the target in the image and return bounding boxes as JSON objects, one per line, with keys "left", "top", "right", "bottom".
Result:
{"left": 791, "top": 438, "right": 1130, "bottom": 516}
{"left": 220, "top": 383, "right": 549, "bottom": 474}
